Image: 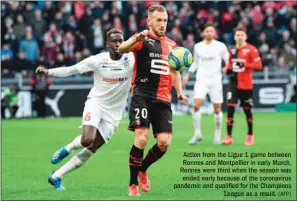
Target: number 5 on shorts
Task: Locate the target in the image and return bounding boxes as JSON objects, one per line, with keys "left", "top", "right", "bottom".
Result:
{"left": 135, "top": 108, "right": 148, "bottom": 119}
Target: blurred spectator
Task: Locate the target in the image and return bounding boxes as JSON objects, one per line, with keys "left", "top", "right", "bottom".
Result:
{"left": 74, "top": 51, "right": 83, "bottom": 63}
{"left": 91, "top": 19, "right": 104, "bottom": 54}
{"left": 4, "top": 27, "right": 18, "bottom": 54}
{"left": 92, "top": 1, "right": 104, "bottom": 18}
{"left": 19, "top": 28, "right": 40, "bottom": 62}
{"left": 74, "top": 1, "right": 85, "bottom": 20}
{"left": 54, "top": 53, "right": 66, "bottom": 68}
{"left": 43, "top": 0, "right": 55, "bottom": 24}
{"left": 101, "top": 10, "right": 113, "bottom": 32}
{"left": 62, "top": 31, "right": 76, "bottom": 65}
{"left": 13, "top": 15, "right": 26, "bottom": 40}
{"left": 128, "top": 14, "right": 138, "bottom": 36}
{"left": 1, "top": 43, "right": 14, "bottom": 74}
{"left": 183, "top": 34, "right": 196, "bottom": 53}
{"left": 264, "top": 19, "right": 278, "bottom": 46}
{"left": 62, "top": 15, "right": 77, "bottom": 32}
{"left": 13, "top": 51, "right": 34, "bottom": 73}
{"left": 32, "top": 10, "right": 46, "bottom": 40}
{"left": 82, "top": 48, "right": 91, "bottom": 60}
{"left": 1, "top": 85, "right": 20, "bottom": 119}
{"left": 290, "top": 18, "right": 297, "bottom": 44}
{"left": 30, "top": 74, "right": 51, "bottom": 117}
{"left": 165, "top": 1, "right": 178, "bottom": 17}
{"left": 272, "top": 56, "right": 291, "bottom": 77}
{"left": 23, "top": 3, "right": 35, "bottom": 26}
{"left": 1, "top": 43, "right": 14, "bottom": 61}
{"left": 281, "top": 43, "right": 297, "bottom": 68}
{"left": 78, "top": 8, "right": 94, "bottom": 37}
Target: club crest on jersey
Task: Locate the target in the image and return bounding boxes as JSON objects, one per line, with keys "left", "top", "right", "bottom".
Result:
{"left": 242, "top": 49, "right": 250, "bottom": 55}
{"left": 147, "top": 38, "right": 155, "bottom": 46}
{"left": 124, "top": 60, "right": 130, "bottom": 68}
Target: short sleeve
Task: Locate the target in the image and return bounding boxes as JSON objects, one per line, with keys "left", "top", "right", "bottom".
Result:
{"left": 131, "top": 41, "right": 143, "bottom": 52}
{"left": 74, "top": 56, "right": 99, "bottom": 74}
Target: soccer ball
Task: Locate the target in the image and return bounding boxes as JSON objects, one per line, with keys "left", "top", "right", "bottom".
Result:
{"left": 168, "top": 47, "right": 193, "bottom": 72}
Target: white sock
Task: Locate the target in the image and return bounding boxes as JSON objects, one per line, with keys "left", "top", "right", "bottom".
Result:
{"left": 192, "top": 110, "right": 202, "bottom": 138}
{"left": 65, "top": 135, "right": 83, "bottom": 153}
{"left": 214, "top": 112, "right": 223, "bottom": 137}
{"left": 52, "top": 148, "right": 93, "bottom": 179}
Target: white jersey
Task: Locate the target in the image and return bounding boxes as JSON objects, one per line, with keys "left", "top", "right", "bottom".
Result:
{"left": 189, "top": 40, "right": 229, "bottom": 82}
{"left": 75, "top": 52, "right": 134, "bottom": 124}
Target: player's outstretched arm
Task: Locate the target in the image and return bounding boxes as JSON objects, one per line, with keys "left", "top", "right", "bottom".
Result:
{"left": 119, "top": 30, "right": 148, "bottom": 53}
{"left": 171, "top": 68, "right": 188, "bottom": 105}
{"left": 36, "top": 65, "right": 79, "bottom": 77}
{"left": 36, "top": 56, "right": 98, "bottom": 77}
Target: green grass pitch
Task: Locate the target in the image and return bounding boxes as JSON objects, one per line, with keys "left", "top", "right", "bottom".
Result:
{"left": 2, "top": 112, "right": 296, "bottom": 200}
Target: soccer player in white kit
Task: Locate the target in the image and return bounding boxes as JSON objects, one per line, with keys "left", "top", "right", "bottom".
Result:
{"left": 183, "top": 23, "right": 229, "bottom": 145}
{"left": 36, "top": 29, "right": 135, "bottom": 190}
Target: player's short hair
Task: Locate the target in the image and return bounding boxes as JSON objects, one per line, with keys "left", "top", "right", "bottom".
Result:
{"left": 204, "top": 23, "right": 216, "bottom": 30}
{"left": 233, "top": 26, "right": 247, "bottom": 34}
{"left": 148, "top": 4, "right": 166, "bottom": 16}
{"left": 106, "top": 28, "right": 124, "bottom": 40}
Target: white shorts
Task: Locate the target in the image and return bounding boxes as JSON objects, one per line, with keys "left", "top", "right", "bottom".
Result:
{"left": 82, "top": 98, "right": 117, "bottom": 143}
{"left": 194, "top": 81, "right": 223, "bottom": 104}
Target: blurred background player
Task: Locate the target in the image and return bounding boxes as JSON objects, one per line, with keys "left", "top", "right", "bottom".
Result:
{"left": 222, "top": 27, "right": 262, "bottom": 146}
{"left": 1, "top": 84, "right": 19, "bottom": 119}
{"left": 183, "top": 23, "right": 229, "bottom": 145}
{"left": 119, "top": 4, "right": 188, "bottom": 196}
{"left": 36, "top": 28, "right": 135, "bottom": 190}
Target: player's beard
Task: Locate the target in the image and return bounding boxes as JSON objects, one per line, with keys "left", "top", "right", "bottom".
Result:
{"left": 152, "top": 27, "right": 165, "bottom": 37}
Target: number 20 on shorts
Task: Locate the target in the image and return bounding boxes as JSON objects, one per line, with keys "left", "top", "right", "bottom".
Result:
{"left": 134, "top": 108, "right": 148, "bottom": 119}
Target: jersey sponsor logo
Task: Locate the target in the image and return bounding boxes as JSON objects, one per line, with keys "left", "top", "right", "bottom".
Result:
{"left": 149, "top": 53, "right": 168, "bottom": 60}
{"left": 111, "top": 68, "right": 122, "bottom": 71}
{"left": 103, "top": 77, "right": 128, "bottom": 83}
{"left": 259, "top": 87, "right": 284, "bottom": 104}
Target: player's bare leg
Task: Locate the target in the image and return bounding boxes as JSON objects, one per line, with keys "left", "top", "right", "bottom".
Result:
{"left": 222, "top": 104, "right": 236, "bottom": 145}
{"left": 49, "top": 125, "right": 105, "bottom": 190}
{"left": 51, "top": 125, "right": 97, "bottom": 164}
{"left": 138, "top": 133, "right": 172, "bottom": 192}
{"left": 213, "top": 103, "right": 223, "bottom": 144}
{"left": 188, "top": 98, "right": 203, "bottom": 145}
{"left": 128, "top": 128, "right": 149, "bottom": 196}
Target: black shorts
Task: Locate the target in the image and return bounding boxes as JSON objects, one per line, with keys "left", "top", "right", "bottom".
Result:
{"left": 227, "top": 88, "right": 253, "bottom": 108}
{"left": 128, "top": 95, "right": 172, "bottom": 137}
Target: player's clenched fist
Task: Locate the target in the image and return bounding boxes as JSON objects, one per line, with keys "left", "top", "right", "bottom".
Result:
{"left": 178, "top": 94, "right": 189, "bottom": 105}
{"left": 36, "top": 66, "right": 48, "bottom": 74}
{"left": 134, "top": 30, "right": 149, "bottom": 42}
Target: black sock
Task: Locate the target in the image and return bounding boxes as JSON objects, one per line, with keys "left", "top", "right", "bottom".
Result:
{"left": 243, "top": 107, "right": 253, "bottom": 135}
{"left": 129, "top": 145, "right": 144, "bottom": 186}
{"left": 227, "top": 106, "right": 235, "bottom": 135}
{"left": 140, "top": 144, "right": 166, "bottom": 172}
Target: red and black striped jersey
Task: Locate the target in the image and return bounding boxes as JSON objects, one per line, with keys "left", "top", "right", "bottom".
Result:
{"left": 226, "top": 43, "right": 262, "bottom": 90}
{"left": 131, "top": 32, "right": 177, "bottom": 103}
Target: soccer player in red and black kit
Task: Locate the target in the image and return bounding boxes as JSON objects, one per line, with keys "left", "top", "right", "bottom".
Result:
{"left": 222, "top": 27, "right": 262, "bottom": 146}
{"left": 119, "top": 4, "right": 188, "bottom": 196}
